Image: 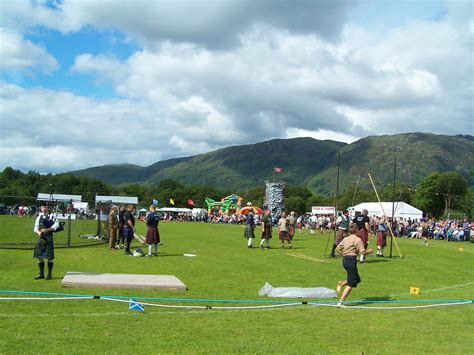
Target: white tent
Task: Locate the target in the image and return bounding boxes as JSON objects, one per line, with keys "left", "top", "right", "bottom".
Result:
{"left": 157, "top": 207, "right": 192, "bottom": 213}
{"left": 37, "top": 193, "right": 82, "bottom": 202}
{"left": 348, "top": 202, "right": 423, "bottom": 221}
{"left": 73, "top": 202, "right": 89, "bottom": 213}
{"left": 95, "top": 195, "right": 138, "bottom": 205}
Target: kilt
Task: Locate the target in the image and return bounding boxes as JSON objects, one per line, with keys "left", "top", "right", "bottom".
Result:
{"left": 261, "top": 226, "right": 272, "bottom": 240}
{"left": 146, "top": 226, "right": 160, "bottom": 244}
{"left": 289, "top": 226, "right": 295, "bottom": 239}
{"left": 244, "top": 224, "right": 255, "bottom": 239}
{"left": 377, "top": 231, "right": 387, "bottom": 247}
{"left": 279, "top": 231, "right": 291, "bottom": 241}
{"left": 335, "top": 229, "right": 348, "bottom": 245}
{"left": 33, "top": 234, "right": 54, "bottom": 260}
{"left": 123, "top": 226, "right": 134, "bottom": 241}
{"left": 356, "top": 228, "right": 368, "bottom": 248}
{"left": 343, "top": 255, "right": 361, "bottom": 288}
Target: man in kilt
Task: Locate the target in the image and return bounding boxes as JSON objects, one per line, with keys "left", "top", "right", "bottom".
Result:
{"left": 244, "top": 212, "right": 255, "bottom": 248}
{"left": 259, "top": 209, "right": 273, "bottom": 249}
{"left": 352, "top": 209, "right": 370, "bottom": 263}
{"left": 140, "top": 204, "right": 160, "bottom": 256}
{"left": 278, "top": 211, "right": 293, "bottom": 249}
{"left": 376, "top": 216, "right": 388, "bottom": 257}
{"left": 33, "top": 205, "right": 59, "bottom": 280}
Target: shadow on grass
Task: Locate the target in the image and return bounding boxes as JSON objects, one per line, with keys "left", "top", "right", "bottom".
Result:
{"left": 352, "top": 296, "right": 394, "bottom": 305}
{"left": 364, "top": 258, "right": 391, "bottom": 263}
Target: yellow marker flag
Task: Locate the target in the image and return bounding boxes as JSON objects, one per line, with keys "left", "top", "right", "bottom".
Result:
{"left": 410, "top": 287, "right": 420, "bottom": 295}
{"left": 169, "top": 198, "right": 175, "bottom": 205}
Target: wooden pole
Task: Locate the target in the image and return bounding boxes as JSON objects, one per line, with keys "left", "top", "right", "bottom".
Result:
{"left": 325, "top": 153, "right": 340, "bottom": 256}
{"left": 368, "top": 173, "right": 403, "bottom": 259}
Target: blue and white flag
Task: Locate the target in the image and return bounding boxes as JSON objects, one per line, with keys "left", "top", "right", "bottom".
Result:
{"left": 129, "top": 298, "right": 144, "bottom": 312}
{"left": 152, "top": 199, "right": 159, "bottom": 205}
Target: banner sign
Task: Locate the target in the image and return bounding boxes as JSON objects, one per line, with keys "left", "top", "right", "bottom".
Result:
{"left": 311, "top": 206, "right": 335, "bottom": 215}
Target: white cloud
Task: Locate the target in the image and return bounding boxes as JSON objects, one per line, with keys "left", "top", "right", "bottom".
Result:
{"left": 0, "top": 29, "right": 58, "bottom": 74}
{"left": 0, "top": 0, "right": 472, "bottom": 174}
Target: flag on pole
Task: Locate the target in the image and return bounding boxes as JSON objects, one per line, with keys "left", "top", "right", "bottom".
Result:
{"left": 187, "top": 199, "right": 195, "bottom": 206}
{"left": 169, "top": 198, "right": 175, "bottom": 205}
{"left": 128, "top": 298, "right": 144, "bottom": 312}
{"left": 274, "top": 167, "right": 283, "bottom": 173}
{"left": 152, "top": 199, "right": 159, "bottom": 205}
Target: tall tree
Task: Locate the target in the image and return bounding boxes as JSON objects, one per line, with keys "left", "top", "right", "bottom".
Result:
{"left": 436, "top": 171, "right": 468, "bottom": 215}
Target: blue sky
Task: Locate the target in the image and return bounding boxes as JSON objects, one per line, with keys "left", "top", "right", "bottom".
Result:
{"left": 0, "top": 0, "right": 472, "bottom": 173}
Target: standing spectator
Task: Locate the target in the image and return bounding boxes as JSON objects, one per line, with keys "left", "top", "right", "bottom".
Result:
{"left": 244, "top": 212, "right": 256, "bottom": 248}
{"left": 330, "top": 210, "right": 350, "bottom": 257}
{"left": 117, "top": 205, "right": 126, "bottom": 249}
{"left": 141, "top": 205, "right": 160, "bottom": 256}
{"left": 108, "top": 205, "right": 119, "bottom": 250}
{"left": 352, "top": 209, "right": 370, "bottom": 263}
{"left": 309, "top": 214, "right": 318, "bottom": 235}
{"left": 289, "top": 211, "right": 297, "bottom": 240}
{"left": 123, "top": 205, "right": 136, "bottom": 256}
{"left": 259, "top": 209, "right": 273, "bottom": 249}
{"left": 278, "top": 211, "right": 293, "bottom": 249}
{"left": 318, "top": 215, "right": 325, "bottom": 233}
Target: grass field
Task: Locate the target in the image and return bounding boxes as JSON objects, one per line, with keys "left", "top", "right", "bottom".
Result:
{"left": 0, "top": 215, "right": 473, "bottom": 354}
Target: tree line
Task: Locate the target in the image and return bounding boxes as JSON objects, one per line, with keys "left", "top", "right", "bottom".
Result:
{"left": 0, "top": 167, "right": 472, "bottom": 219}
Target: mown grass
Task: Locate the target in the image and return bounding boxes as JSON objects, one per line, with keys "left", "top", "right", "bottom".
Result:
{"left": 0, "top": 216, "right": 473, "bottom": 354}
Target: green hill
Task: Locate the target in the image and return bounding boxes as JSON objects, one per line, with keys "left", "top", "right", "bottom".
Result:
{"left": 70, "top": 133, "right": 474, "bottom": 192}
{"left": 146, "top": 137, "right": 346, "bottom": 190}
{"left": 69, "top": 157, "right": 192, "bottom": 185}
{"left": 306, "top": 133, "right": 474, "bottom": 194}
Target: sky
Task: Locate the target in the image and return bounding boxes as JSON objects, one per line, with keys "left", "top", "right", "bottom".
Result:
{"left": 0, "top": 0, "right": 472, "bottom": 174}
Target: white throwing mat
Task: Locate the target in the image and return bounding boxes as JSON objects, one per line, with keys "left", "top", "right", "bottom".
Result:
{"left": 61, "top": 271, "right": 186, "bottom": 290}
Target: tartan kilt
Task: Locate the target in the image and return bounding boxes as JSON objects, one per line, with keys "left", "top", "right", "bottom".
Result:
{"left": 146, "top": 226, "right": 160, "bottom": 244}
{"left": 123, "top": 226, "right": 134, "bottom": 241}
{"left": 335, "top": 229, "right": 348, "bottom": 245}
{"left": 279, "top": 231, "right": 291, "bottom": 241}
{"left": 377, "top": 231, "right": 387, "bottom": 247}
{"left": 356, "top": 228, "right": 368, "bottom": 247}
{"left": 261, "top": 226, "right": 272, "bottom": 240}
{"left": 244, "top": 224, "right": 255, "bottom": 239}
{"left": 33, "top": 234, "right": 54, "bottom": 259}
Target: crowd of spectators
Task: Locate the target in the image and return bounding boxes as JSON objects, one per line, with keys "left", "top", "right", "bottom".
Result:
{"left": 390, "top": 217, "right": 473, "bottom": 242}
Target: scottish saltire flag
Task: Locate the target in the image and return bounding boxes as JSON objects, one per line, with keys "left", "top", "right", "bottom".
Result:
{"left": 129, "top": 298, "right": 144, "bottom": 312}
{"left": 152, "top": 199, "right": 159, "bottom": 205}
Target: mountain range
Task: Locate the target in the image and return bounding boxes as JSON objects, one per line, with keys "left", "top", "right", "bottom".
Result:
{"left": 70, "top": 133, "right": 474, "bottom": 194}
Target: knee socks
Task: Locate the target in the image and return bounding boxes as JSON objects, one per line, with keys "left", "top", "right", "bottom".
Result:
{"left": 47, "top": 261, "right": 53, "bottom": 279}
